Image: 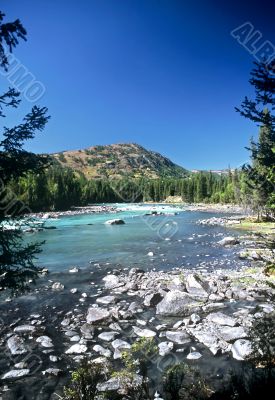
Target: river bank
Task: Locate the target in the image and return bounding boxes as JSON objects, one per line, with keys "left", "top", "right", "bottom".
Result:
{"left": 29, "top": 203, "right": 247, "bottom": 221}
{"left": 29, "top": 205, "right": 119, "bottom": 219}
{"left": 198, "top": 215, "right": 275, "bottom": 235}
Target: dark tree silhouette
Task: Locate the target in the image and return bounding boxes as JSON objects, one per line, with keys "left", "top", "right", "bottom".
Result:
{"left": 0, "top": 11, "right": 50, "bottom": 293}
{"left": 236, "top": 62, "right": 275, "bottom": 218}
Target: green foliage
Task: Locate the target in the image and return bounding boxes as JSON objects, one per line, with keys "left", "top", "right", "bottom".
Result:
{"left": 0, "top": 9, "right": 50, "bottom": 293}
{"left": 249, "top": 311, "right": 275, "bottom": 369}
{"left": 162, "top": 363, "right": 211, "bottom": 400}
{"left": 58, "top": 153, "right": 67, "bottom": 162}
{"left": 94, "top": 145, "right": 106, "bottom": 152}
{"left": 121, "top": 337, "right": 158, "bottom": 376}
{"left": 63, "top": 361, "right": 107, "bottom": 400}
{"left": 236, "top": 62, "right": 275, "bottom": 218}
{"left": 264, "top": 263, "right": 275, "bottom": 276}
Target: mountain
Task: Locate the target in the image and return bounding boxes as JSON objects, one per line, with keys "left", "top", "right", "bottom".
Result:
{"left": 52, "top": 143, "right": 189, "bottom": 179}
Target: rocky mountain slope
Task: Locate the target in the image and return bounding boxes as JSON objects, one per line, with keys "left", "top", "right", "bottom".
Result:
{"left": 52, "top": 143, "right": 189, "bottom": 179}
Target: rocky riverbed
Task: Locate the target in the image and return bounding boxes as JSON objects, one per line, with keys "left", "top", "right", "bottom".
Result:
{"left": 0, "top": 230, "right": 274, "bottom": 399}
{"left": 29, "top": 205, "right": 119, "bottom": 219}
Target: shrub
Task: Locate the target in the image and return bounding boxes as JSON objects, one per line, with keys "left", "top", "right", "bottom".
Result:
{"left": 162, "top": 363, "right": 211, "bottom": 400}
{"left": 122, "top": 337, "right": 158, "bottom": 376}
{"left": 62, "top": 361, "right": 107, "bottom": 400}
{"left": 249, "top": 311, "right": 275, "bottom": 369}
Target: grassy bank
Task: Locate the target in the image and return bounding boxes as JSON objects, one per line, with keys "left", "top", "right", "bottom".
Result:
{"left": 229, "top": 220, "right": 275, "bottom": 234}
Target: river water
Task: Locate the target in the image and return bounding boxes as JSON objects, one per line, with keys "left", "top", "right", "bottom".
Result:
{"left": 33, "top": 204, "right": 245, "bottom": 274}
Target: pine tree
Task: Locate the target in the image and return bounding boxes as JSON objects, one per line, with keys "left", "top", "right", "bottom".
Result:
{"left": 236, "top": 62, "right": 275, "bottom": 218}
{"left": 0, "top": 11, "right": 50, "bottom": 292}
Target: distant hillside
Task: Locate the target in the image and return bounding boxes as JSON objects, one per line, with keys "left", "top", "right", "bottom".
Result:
{"left": 52, "top": 143, "right": 189, "bottom": 179}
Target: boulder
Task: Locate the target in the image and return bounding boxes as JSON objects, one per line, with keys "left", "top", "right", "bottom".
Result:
{"left": 86, "top": 307, "right": 110, "bottom": 323}
{"left": 36, "top": 335, "right": 53, "bottom": 348}
{"left": 80, "top": 323, "right": 94, "bottom": 339}
{"left": 42, "top": 368, "right": 62, "bottom": 376}
{"left": 218, "top": 237, "right": 239, "bottom": 246}
{"left": 231, "top": 339, "right": 253, "bottom": 360}
{"left": 206, "top": 312, "right": 237, "bottom": 327}
{"left": 97, "top": 374, "right": 142, "bottom": 392}
{"left": 111, "top": 339, "right": 131, "bottom": 350}
{"left": 96, "top": 296, "right": 116, "bottom": 305}
{"left": 69, "top": 267, "right": 79, "bottom": 273}
{"left": 93, "top": 344, "right": 112, "bottom": 358}
{"left": 2, "top": 369, "right": 30, "bottom": 380}
{"left": 52, "top": 282, "right": 64, "bottom": 290}
{"left": 105, "top": 219, "right": 125, "bottom": 225}
{"left": 132, "top": 326, "right": 156, "bottom": 338}
{"left": 65, "top": 344, "right": 87, "bottom": 354}
{"left": 7, "top": 335, "right": 27, "bottom": 355}
{"left": 187, "top": 324, "right": 227, "bottom": 355}
{"left": 70, "top": 335, "right": 80, "bottom": 342}
{"left": 144, "top": 292, "right": 163, "bottom": 307}
{"left": 185, "top": 274, "right": 209, "bottom": 298}
{"left": 218, "top": 326, "right": 248, "bottom": 342}
{"left": 103, "top": 275, "right": 123, "bottom": 289}
{"left": 186, "top": 351, "right": 202, "bottom": 360}
{"left": 158, "top": 341, "right": 174, "bottom": 356}
{"left": 98, "top": 331, "right": 118, "bottom": 342}
{"left": 165, "top": 330, "right": 191, "bottom": 344}
{"left": 14, "top": 325, "right": 35, "bottom": 333}
{"left": 156, "top": 290, "right": 203, "bottom": 316}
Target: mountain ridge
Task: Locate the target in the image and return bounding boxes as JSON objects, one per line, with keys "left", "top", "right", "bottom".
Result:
{"left": 52, "top": 142, "right": 189, "bottom": 179}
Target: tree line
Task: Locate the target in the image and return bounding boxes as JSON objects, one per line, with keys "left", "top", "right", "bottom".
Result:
{"left": 8, "top": 166, "right": 249, "bottom": 211}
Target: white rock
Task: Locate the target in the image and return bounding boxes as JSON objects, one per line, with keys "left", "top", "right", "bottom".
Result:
{"left": 7, "top": 335, "right": 27, "bottom": 355}
{"left": 61, "top": 318, "right": 70, "bottom": 327}
{"left": 66, "top": 344, "right": 87, "bottom": 354}
{"left": 166, "top": 330, "right": 191, "bottom": 344}
{"left": 98, "top": 331, "right": 118, "bottom": 342}
{"left": 86, "top": 307, "right": 110, "bottom": 323}
{"left": 132, "top": 326, "right": 156, "bottom": 338}
{"left": 97, "top": 374, "right": 142, "bottom": 392}
{"left": 206, "top": 312, "right": 237, "bottom": 327}
{"left": 111, "top": 339, "right": 131, "bottom": 350}
{"left": 52, "top": 282, "right": 64, "bottom": 290}
{"left": 190, "top": 314, "right": 201, "bottom": 324}
{"left": 36, "top": 336, "right": 53, "bottom": 348}
{"left": 14, "top": 325, "right": 35, "bottom": 333}
{"left": 103, "top": 275, "right": 122, "bottom": 289}
{"left": 158, "top": 341, "right": 174, "bottom": 356}
{"left": 218, "top": 326, "right": 247, "bottom": 342}
{"left": 70, "top": 335, "right": 80, "bottom": 342}
{"left": 14, "top": 362, "right": 27, "bottom": 369}
{"left": 218, "top": 237, "right": 239, "bottom": 246}
{"left": 42, "top": 368, "right": 61, "bottom": 376}
{"left": 96, "top": 296, "right": 116, "bottom": 305}
{"left": 137, "top": 319, "right": 147, "bottom": 327}
{"left": 231, "top": 339, "right": 252, "bottom": 360}
{"left": 49, "top": 355, "right": 58, "bottom": 362}
{"left": 187, "top": 351, "right": 202, "bottom": 360}
{"left": 93, "top": 344, "right": 111, "bottom": 358}
{"left": 2, "top": 369, "right": 30, "bottom": 380}
{"left": 156, "top": 290, "right": 202, "bottom": 316}
{"left": 185, "top": 274, "right": 209, "bottom": 298}
{"left": 69, "top": 267, "right": 79, "bottom": 273}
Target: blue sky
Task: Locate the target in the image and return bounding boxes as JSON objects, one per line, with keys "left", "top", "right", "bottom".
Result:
{"left": 1, "top": 0, "right": 274, "bottom": 169}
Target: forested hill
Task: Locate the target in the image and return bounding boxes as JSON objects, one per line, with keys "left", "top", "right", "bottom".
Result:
{"left": 52, "top": 143, "right": 189, "bottom": 179}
